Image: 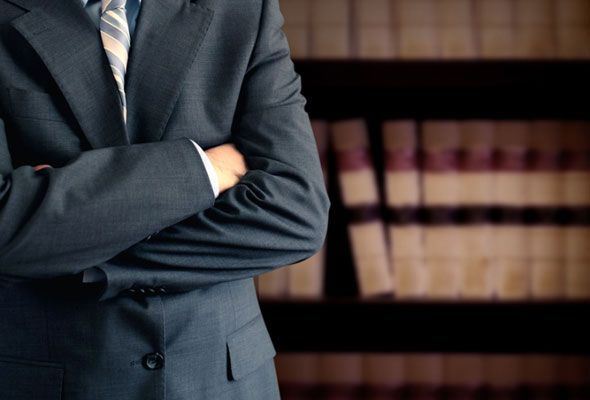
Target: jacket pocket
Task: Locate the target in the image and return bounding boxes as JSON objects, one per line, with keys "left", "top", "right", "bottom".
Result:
{"left": 226, "top": 313, "right": 277, "bottom": 381}
{"left": 0, "top": 356, "right": 64, "bottom": 400}
{"left": 7, "top": 87, "right": 68, "bottom": 122}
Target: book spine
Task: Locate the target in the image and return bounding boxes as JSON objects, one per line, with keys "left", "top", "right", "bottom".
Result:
{"left": 256, "top": 266, "right": 289, "bottom": 299}
{"left": 474, "top": 0, "right": 515, "bottom": 58}
{"left": 287, "top": 251, "right": 326, "bottom": 298}
{"left": 458, "top": 121, "right": 495, "bottom": 299}
{"left": 556, "top": 355, "right": 590, "bottom": 399}
{"left": 383, "top": 120, "right": 425, "bottom": 298}
{"left": 353, "top": 0, "right": 394, "bottom": 59}
{"left": 280, "top": 0, "right": 311, "bottom": 59}
{"left": 288, "top": 120, "right": 330, "bottom": 299}
{"left": 492, "top": 122, "right": 530, "bottom": 300}
{"left": 422, "top": 121, "right": 462, "bottom": 299}
{"left": 319, "top": 353, "right": 364, "bottom": 399}
{"left": 443, "top": 355, "right": 485, "bottom": 400}
{"left": 394, "top": 0, "right": 439, "bottom": 59}
{"left": 310, "top": 0, "right": 352, "bottom": 59}
{"left": 562, "top": 122, "right": 590, "bottom": 299}
{"left": 405, "top": 354, "right": 444, "bottom": 400}
{"left": 276, "top": 353, "right": 321, "bottom": 400}
{"left": 513, "top": 0, "right": 556, "bottom": 58}
{"left": 485, "top": 355, "right": 524, "bottom": 400}
{"left": 362, "top": 354, "right": 405, "bottom": 400}
{"left": 332, "top": 119, "right": 394, "bottom": 297}
{"left": 522, "top": 355, "right": 559, "bottom": 400}
{"left": 556, "top": 0, "right": 590, "bottom": 59}
{"left": 528, "top": 121, "right": 564, "bottom": 299}
{"left": 436, "top": 0, "right": 477, "bottom": 59}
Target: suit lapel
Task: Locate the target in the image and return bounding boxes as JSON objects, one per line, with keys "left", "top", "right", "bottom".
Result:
{"left": 10, "top": 0, "right": 129, "bottom": 148}
{"left": 124, "top": 0, "right": 215, "bottom": 144}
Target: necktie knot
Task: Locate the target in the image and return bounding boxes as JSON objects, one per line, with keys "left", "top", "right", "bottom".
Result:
{"left": 102, "top": 0, "right": 127, "bottom": 13}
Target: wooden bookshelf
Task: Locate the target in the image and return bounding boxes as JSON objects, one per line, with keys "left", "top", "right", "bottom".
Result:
{"left": 258, "top": 60, "right": 590, "bottom": 355}
{"left": 260, "top": 299, "right": 590, "bottom": 354}
{"left": 294, "top": 60, "right": 590, "bottom": 119}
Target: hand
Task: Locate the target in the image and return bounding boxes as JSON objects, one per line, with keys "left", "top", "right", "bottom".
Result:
{"left": 204, "top": 143, "right": 248, "bottom": 193}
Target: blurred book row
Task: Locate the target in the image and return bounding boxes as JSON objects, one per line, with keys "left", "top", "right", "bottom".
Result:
{"left": 256, "top": 119, "right": 590, "bottom": 301}
{"left": 275, "top": 352, "right": 590, "bottom": 400}
{"left": 279, "top": 0, "right": 590, "bottom": 60}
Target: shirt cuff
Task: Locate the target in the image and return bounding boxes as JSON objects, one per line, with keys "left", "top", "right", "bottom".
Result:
{"left": 189, "top": 139, "right": 220, "bottom": 199}
{"left": 82, "top": 266, "right": 107, "bottom": 283}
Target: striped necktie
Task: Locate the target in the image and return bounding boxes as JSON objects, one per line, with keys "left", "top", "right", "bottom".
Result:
{"left": 100, "top": 0, "right": 131, "bottom": 123}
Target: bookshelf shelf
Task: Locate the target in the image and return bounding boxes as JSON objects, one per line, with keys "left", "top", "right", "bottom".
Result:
{"left": 294, "top": 60, "right": 590, "bottom": 119}
{"left": 260, "top": 299, "right": 590, "bottom": 354}
{"left": 259, "top": 60, "right": 590, "bottom": 356}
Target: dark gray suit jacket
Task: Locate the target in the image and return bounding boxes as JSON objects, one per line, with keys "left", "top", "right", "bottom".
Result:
{"left": 0, "top": 0, "right": 330, "bottom": 398}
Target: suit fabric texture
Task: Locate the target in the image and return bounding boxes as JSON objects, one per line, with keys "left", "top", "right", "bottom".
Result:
{"left": 0, "top": 0, "right": 331, "bottom": 398}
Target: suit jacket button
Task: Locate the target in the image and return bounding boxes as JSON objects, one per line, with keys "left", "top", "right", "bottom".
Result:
{"left": 142, "top": 352, "right": 164, "bottom": 370}
{"left": 123, "top": 288, "right": 139, "bottom": 297}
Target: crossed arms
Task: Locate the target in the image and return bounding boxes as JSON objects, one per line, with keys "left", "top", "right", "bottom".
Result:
{"left": 0, "top": 0, "right": 331, "bottom": 300}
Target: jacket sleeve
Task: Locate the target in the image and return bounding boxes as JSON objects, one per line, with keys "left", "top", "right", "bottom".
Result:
{"left": 0, "top": 115, "right": 216, "bottom": 280}
{"left": 95, "top": 0, "right": 331, "bottom": 300}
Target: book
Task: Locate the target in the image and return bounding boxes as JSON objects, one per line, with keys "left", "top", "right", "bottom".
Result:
{"left": 485, "top": 355, "right": 524, "bottom": 400}
{"left": 556, "top": 0, "right": 590, "bottom": 59}
{"left": 310, "top": 0, "right": 352, "bottom": 59}
{"left": 319, "top": 353, "right": 364, "bottom": 399}
{"left": 443, "top": 355, "right": 485, "bottom": 400}
{"left": 513, "top": 0, "right": 556, "bottom": 58}
{"left": 363, "top": 354, "right": 405, "bottom": 399}
{"left": 280, "top": 0, "right": 311, "bottom": 59}
{"left": 405, "top": 354, "right": 444, "bottom": 400}
{"left": 275, "top": 353, "right": 321, "bottom": 400}
{"left": 288, "top": 120, "right": 330, "bottom": 299}
{"left": 353, "top": 0, "right": 394, "bottom": 59}
{"left": 382, "top": 120, "right": 425, "bottom": 298}
{"left": 394, "top": 0, "right": 439, "bottom": 59}
{"left": 556, "top": 355, "right": 590, "bottom": 399}
{"left": 474, "top": 0, "right": 515, "bottom": 58}
{"left": 256, "top": 265, "right": 289, "bottom": 299}
{"left": 528, "top": 121, "right": 564, "bottom": 299}
{"left": 562, "top": 122, "right": 590, "bottom": 299}
{"left": 331, "top": 119, "right": 394, "bottom": 297}
{"left": 564, "top": 222, "right": 590, "bottom": 299}
{"left": 421, "top": 121, "right": 462, "bottom": 299}
{"left": 492, "top": 122, "right": 530, "bottom": 300}
{"left": 458, "top": 121, "right": 495, "bottom": 299}
{"left": 522, "top": 355, "right": 558, "bottom": 400}
{"left": 436, "top": 0, "right": 477, "bottom": 59}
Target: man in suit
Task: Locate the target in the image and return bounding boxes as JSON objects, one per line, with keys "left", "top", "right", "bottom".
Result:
{"left": 0, "top": 0, "right": 330, "bottom": 398}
